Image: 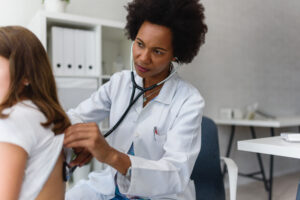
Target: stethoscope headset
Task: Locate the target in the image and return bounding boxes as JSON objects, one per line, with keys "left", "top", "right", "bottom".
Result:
{"left": 103, "top": 42, "right": 181, "bottom": 138}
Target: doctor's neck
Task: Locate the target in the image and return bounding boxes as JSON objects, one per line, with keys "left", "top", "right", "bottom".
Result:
{"left": 143, "top": 74, "right": 167, "bottom": 88}
{"left": 143, "top": 65, "right": 171, "bottom": 88}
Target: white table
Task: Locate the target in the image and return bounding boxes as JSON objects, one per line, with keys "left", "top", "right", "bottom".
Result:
{"left": 215, "top": 117, "right": 300, "bottom": 128}
{"left": 238, "top": 136, "right": 300, "bottom": 159}
{"left": 238, "top": 136, "right": 300, "bottom": 199}
{"left": 214, "top": 117, "right": 300, "bottom": 200}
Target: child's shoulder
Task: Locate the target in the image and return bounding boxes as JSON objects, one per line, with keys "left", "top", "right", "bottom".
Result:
{"left": 1, "top": 100, "right": 43, "bottom": 126}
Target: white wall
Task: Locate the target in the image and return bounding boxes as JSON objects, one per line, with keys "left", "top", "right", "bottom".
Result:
{"left": 67, "top": 0, "right": 130, "bottom": 22}
{"left": 181, "top": 0, "right": 300, "bottom": 118}
{"left": 0, "top": 0, "right": 130, "bottom": 26}
{"left": 0, "top": 0, "right": 42, "bottom": 26}
{"left": 179, "top": 0, "right": 300, "bottom": 185}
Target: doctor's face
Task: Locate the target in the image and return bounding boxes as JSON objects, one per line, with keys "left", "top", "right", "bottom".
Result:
{"left": 0, "top": 56, "right": 10, "bottom": 104}
{"left": 133, "top": 21, "right": 175, "bottom": 84}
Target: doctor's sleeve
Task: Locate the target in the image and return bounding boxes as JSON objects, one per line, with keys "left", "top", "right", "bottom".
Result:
{"left": 117, "top": 92, "right": 205, "bottom": 197}
{"left": 67, "top": 77, "right": 113, "bottom": 125}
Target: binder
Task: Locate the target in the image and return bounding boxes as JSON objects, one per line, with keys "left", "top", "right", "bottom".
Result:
{"left": 74, "top": 29, "right": 86, "bottom": 76}
{"left": 51, "top": 27, "right": 64, "bottom": 76}
{"left": 63, "top": 28, "right": 75, "bottom": 76}
{"left": 85, "top": 31, "right": 97, "bottom": 76}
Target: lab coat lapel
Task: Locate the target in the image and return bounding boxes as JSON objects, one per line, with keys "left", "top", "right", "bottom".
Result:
{"left": 129, "top": 72, "right": 179, "bottom": 114}
{"left": 154, "top": 73, "right": 179, "bottom": 105}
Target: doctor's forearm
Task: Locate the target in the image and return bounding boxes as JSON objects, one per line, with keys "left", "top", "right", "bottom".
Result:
{"left": 104, "top": 148, "right": 131, "bottom": 175}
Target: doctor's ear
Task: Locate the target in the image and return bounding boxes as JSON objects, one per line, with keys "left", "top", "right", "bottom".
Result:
{"left": 172, "top": 57, "right": 179, "bottom": 63}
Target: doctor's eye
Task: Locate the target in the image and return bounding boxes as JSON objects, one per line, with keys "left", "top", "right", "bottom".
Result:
{"left": 136, "top": 41, "right": 144, "bottom": 48}
{"left": 153, "top": 49, "right": 164, "bottom": 55}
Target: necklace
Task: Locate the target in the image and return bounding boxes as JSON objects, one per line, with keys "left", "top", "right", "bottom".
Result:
{"left": 143, "top": 87, "right": 162, "bottom": 102}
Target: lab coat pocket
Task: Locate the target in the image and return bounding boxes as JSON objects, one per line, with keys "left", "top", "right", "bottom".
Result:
{"left": 154, "top": 133, "right": 167, "bottom": 146}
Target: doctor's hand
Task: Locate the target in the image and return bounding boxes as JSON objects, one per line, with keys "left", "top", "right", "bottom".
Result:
{"left": 63, "top": 122, "right": 114, "bottom": 164}
{"left": 69, "top": 147, "right": 92, "bottom": 167}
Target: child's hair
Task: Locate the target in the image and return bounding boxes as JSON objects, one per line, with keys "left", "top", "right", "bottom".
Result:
{"left": 0, "top": 26, "right": 70, "bottom": 134}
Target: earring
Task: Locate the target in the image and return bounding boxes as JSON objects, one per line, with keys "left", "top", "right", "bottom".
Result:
{"left": 174, "top": 57, "right": 179, "bottom": 63}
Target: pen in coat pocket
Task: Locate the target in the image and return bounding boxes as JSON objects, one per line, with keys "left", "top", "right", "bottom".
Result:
{"left": 153, "top": 126, "right": 158, "bottom": 140}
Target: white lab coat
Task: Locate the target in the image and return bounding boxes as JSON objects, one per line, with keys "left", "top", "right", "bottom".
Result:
{"left": 66, "top": 70, "right": 204, "bottom": 200}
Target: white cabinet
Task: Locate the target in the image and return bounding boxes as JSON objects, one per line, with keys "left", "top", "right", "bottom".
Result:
{"left": 28, "top": 11, "right": 131, "bottom": 132}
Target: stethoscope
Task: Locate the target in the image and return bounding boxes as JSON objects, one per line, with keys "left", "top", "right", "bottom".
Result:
{"left": 64, "top": 43, "right": 180, "bottom": 181}
{"left": 103, "top": 42, "right": 180, "bottom": 138}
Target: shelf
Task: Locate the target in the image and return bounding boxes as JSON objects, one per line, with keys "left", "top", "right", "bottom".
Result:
{"left": 28, "top": 10, "right": 131, "bottom": 79}
{"left": 101, "top": 75, "right": 111, "bottom": 79}
{"left": 28, "top": 12, "right": 128, "bottom": 159}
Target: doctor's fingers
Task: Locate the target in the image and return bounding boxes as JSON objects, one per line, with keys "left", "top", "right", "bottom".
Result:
{"left": 70, "top": 150, "right": 92, "bottom": 167}
{"left": 80, "top": 152, "right": 93, "bottom": 165}
{"left": 64, "top": 130, "right": 96, "bottom": 147}
{"left": 64, "top": 138, "right": 94, "bottom": 152}
{"left": 64, "top": 137, "right": 109, "bottom": 162}
{"left": 65, "top": 122, "right": 101, "bottom": 137}
{"left": 64, "top": 124, "right": 100, "bottom": 140}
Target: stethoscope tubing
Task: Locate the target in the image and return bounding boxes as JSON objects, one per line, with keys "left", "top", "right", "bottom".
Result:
{"left": 103, "top": 42, "right": 179, "bottom": 138}
{"left": 103, "top": 72, "right": 158, "bottom": 138}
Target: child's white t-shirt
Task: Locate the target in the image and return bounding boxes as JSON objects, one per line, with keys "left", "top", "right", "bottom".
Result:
{"left": 0, "top": 100, "right": 64, "bottom": 200}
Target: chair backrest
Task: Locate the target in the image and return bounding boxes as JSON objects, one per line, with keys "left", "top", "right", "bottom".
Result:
{"left": 191, "top": 116, "right": 225, "bottom": 200}
{"left": 296, "top": 181, "right": 300, "bottom": 200}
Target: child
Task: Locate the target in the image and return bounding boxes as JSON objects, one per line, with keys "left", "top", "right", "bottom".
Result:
{"left": 0, "top": 26, "right": 70, "bottom": 200}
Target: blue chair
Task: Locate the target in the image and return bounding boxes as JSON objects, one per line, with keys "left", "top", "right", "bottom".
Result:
{"left": 191, "top": 116, "right": 238, "bottom": 200}
{"left": 296, "top": 181, "right": 300, "bottom": 200}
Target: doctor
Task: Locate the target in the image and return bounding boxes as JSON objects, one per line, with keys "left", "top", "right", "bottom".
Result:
{"left": 64, "top": 0, "right": 207, "bottom": 199}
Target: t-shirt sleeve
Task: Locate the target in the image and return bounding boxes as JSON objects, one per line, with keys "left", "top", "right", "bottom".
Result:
{"left": 0, "top": 112, "right": 36, "bottom": 154}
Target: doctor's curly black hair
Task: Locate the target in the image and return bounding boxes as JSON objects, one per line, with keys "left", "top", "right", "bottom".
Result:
{"left": 125, "top": 0, "right": 207, "bottom": 64}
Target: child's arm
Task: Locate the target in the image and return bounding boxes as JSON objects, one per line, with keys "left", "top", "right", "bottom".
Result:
{"left": 0, "top": 143, "right": 27, "bottom": 200}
